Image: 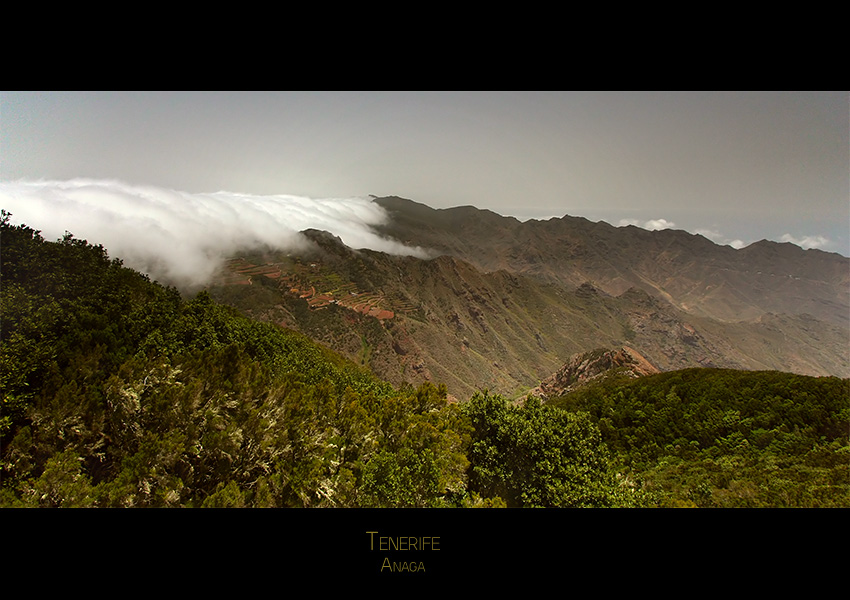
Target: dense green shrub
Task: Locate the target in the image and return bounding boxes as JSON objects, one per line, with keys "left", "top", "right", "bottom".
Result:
{"left": 550, "top": 369, "right": 850, "bottom": 507}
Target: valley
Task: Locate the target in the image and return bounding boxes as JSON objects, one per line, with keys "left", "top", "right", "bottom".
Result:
{"left": 206, "top": 197, "right": 850, "bottom": 400}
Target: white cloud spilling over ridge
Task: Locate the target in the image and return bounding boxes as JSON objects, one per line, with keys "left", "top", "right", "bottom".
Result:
{"left": 0, "top": 179, "right": 429, "bottom": 288}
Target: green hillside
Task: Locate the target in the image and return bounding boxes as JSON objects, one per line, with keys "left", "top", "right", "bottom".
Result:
{"left": 0, "top": 213, "right": 630, "bottom": 508}
{"left": 0, "top": 213, "right": 463, "bottom": 507}
{"left": 2, "top": 211, "right": 846, "bottom": 508}
{"left": 549, "top": 368, "right": 850, "bottom": 507}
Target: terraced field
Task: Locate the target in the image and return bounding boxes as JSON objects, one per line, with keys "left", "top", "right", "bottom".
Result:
{"left": 219, "top": 256, "right": 398, "bottom": 320}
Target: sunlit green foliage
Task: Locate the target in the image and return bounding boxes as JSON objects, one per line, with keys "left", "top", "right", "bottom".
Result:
{"left": 462, "top": 392, "right": 649, "bottom": 507}
{"left": 0, "top": 213, "right": 470, "bottom": 507}
{"left": 550, "top": 368, "right": 850, "bottom": 507}
{"left": 359, "top": 382, "right": 470, "bottom": 507}
{"left": 4, "top": 211, "right": 843, "bottom": 508}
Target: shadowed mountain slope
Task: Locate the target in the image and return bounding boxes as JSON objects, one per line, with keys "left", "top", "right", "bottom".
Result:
{"left": 373, "top": 196, "right": 850, "bottom": 328}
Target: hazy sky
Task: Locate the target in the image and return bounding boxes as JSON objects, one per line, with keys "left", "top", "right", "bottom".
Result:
{"left": 2, "top": 91, "right": 848, "bottom": 263}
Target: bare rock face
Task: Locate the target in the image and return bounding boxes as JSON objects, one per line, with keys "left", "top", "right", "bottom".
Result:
{"left": 529, "top": 346, "right": 660, "bottom": 399}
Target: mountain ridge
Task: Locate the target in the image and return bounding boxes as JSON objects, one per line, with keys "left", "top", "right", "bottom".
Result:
{"left": 207, "top": 200, "right": 850, "bottom": 398}
{"left": 373, "top": 196, "right": 850, "bottom": 327}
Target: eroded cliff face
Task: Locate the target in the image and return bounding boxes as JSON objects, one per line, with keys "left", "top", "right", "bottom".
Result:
{"left": 529, "top": 346, "right": 660, "bottom": 400}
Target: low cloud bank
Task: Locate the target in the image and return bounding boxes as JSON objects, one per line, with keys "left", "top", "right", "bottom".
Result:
{"left": 697, "top": 229, "right": 832, "bottom": 251}
{"left": 779, "top": 233, "right": 830, "bottom": 250}
{"left": 618, "top": 217, "right": 676, "bottom": 231}
{"left": 621, "top": 219, "right": 832, "bottom": 252}
{"left": 0, "top": 179, "right": 428, "bottom": 288}
{"left": 621, "top": 217, "right": 743, "bottom": 247}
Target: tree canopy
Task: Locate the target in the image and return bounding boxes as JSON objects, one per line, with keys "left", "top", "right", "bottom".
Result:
{"left": 3, "top": 211, "right": 843, "bottom": 509}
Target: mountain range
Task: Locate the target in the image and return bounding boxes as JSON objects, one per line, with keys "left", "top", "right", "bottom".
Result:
{"left": 207, "top": 196, "right": 850, "bottom": 399}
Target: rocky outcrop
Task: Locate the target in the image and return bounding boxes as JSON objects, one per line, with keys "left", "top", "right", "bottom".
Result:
{"left": 529, "top": 346, "right": 659, "bottom": 399}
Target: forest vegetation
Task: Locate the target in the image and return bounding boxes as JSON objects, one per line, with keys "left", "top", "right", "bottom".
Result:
{"left": 1, "top": 211, "right": 847, "bottom": 508}
{"left": 550, "top": 368, "right": 849, "bottom": 507}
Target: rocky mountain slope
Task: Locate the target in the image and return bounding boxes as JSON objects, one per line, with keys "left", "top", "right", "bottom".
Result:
{"left": 373, "top": 196, "right": 850, "bottom": 328}
{"left": 206, "top": 200, "right": 850, "bottom": 399}
{"left": 529, "top": 347, "right": 660, "bottom": 399}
